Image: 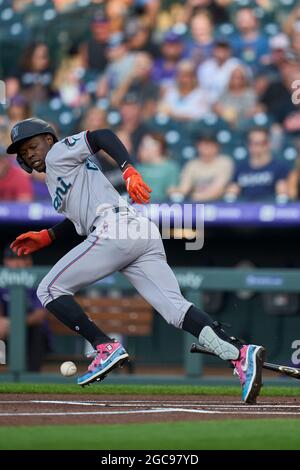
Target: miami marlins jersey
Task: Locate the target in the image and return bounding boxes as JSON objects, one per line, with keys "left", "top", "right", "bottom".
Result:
{"left": 45, "top": 131, "right": 131, "bottom": 236}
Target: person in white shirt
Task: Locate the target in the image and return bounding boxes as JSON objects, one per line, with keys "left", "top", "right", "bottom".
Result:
{"left": 158, "top": 59, "right": 212, "bottom": 121}
{"left": 197, "top": 40, "right": 241, "bottom": 103}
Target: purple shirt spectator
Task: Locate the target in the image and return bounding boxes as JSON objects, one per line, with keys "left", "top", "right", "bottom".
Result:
{"left": 151, "top": 32, "right": 186, "bottom": 86}
{"left": 32, "top": 178, "right": 51, "bottom": 201}
{"left": 0, "top": 288, "right": 41, "bottom": 316}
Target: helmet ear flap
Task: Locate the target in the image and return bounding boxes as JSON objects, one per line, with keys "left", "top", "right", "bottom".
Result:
{"left": 16, "top": 155, "right": 33, "bottom": 174}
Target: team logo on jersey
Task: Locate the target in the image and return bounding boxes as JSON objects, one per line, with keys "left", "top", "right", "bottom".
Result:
{"left": 53, "top": 177, "right": 72, "bottom": 210}
{"left": 85, "top": 158, "right": 98, "bottom": 171}
{"left": 64, "top": 136, "right": 80, "bottom": 148}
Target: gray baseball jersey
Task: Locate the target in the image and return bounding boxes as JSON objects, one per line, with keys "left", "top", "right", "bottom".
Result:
{"left": 37, "top": 131, "right": 192, "bottom": 328}
{"left": 45, "top": 131, "right": 132, "bottom": 236}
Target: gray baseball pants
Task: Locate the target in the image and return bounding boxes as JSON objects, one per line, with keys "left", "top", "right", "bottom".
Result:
{"left": 37, "top": 213, "right": 192, "bottom": 328}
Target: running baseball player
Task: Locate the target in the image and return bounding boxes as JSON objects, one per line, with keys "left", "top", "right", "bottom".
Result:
{"left": 7, "top": 118, "right": 265, "bottom": 403}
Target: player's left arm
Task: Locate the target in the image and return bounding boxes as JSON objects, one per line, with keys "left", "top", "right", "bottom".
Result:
{"left": 87, "top": 129, "right": 152, "bottom": 204}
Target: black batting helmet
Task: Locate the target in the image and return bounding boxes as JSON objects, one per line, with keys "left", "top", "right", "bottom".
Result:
{"left": 6, "top": 118, "right": 58, "bottom": 173}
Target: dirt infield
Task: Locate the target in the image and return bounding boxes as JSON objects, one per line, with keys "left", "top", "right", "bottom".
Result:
{"left": 1, "top": 394, "right": 300, "bottom": 426}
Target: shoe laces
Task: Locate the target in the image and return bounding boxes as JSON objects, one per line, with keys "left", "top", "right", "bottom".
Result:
{"left": 87, "top": 345, "right": 110, "bottom": 371}
{"left": 86, "top": 349, "right": 97, "bottom": 359}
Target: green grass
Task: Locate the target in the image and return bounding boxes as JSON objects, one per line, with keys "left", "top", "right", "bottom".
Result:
{"left": 0, "top": 420, "right": 299, "bottom": 450}
{"left": 1, "top": 383, "right": 300, "bottom": 450}
{"left": 1, "top": 383, "right": 300, "bottom": 397}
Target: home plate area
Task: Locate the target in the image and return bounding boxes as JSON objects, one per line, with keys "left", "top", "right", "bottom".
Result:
{"left": 1, "top": 395, "right": 300, "bottom": 426}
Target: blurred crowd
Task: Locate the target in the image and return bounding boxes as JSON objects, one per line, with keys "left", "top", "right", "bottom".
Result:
{"left": 1, "top": 0, "right": 300, "bottom": 203}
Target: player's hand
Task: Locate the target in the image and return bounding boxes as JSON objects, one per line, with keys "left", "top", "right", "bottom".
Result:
{"left": 10, "top": 229, "right": 52, "bottom": 256}
{"left": 122, "top": 166, "right": 152, "bottom": 204}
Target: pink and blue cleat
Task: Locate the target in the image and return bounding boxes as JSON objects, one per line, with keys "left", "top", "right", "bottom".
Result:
{"left": 77, "top": 341, "right": 129, "bottom": 386}
{"left": 232, "top": 344, "right": 266, "bottom": 404}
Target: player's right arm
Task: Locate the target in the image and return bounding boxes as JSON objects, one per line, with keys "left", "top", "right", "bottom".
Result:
{"left": 10, "top": 219, "right": 79, "bottom": 256}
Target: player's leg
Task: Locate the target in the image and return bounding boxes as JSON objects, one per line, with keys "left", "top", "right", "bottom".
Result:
{"left": 36, "top": 234, "right": 134, "bottom": 385}
{"left": 122, "top": 221, "right": 265, "bottom": 403}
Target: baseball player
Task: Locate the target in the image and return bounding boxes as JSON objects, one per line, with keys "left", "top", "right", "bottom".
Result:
{"left": 7, "top": 118, "right": 265, "bottom": 403}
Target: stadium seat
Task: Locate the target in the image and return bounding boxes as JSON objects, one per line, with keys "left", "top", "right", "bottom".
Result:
{"left": 185, "top": 114, "right": 230, "bottom": 141}
{"left": 216, "top": 23, "right": 236, "bottom": 39}
{"left": 0, "top": 6, "right": 19, "bottom": 25}
{"left": 34, "top": 98, "right": 81, "bottom": 137}
{"left": 278, "top": 0, "right": 298, "bottom": 13}
{"left": 237, "top": 113, "right": 273, "bottom": 137}
{"left": 146, "top": 114, "right": 181, "bottom": 134}
{"left": 263, "top": 22, "right": 281, "bottom": 37}
{"left": 232, "top": 145, "right": 248, "bottom": 162}
{"left": 279, "top": 145, "right": 298, "bottom": 170}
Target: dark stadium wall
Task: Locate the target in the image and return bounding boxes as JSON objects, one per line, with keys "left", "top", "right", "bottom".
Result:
{"left": 3, "top": 224, "right": 300, "bottom": 267}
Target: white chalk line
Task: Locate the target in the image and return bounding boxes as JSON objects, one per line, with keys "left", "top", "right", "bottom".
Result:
{"left": 1, "top": 400, "right": 300, "bottom": 418}
{"left": 1, "top": 400, "right": 300, "bottom": 410}
{"left": 2, "top": 399, "right": 300, "bottom": 409}
{"left": 0, "top": 409, "right": 300, "bottom": 417}
{"left": 0, "top": 408, "right": 216, "bottom": 417}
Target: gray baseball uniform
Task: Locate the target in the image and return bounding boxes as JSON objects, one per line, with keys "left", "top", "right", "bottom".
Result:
{"left": 37, "top": 131, "right": 192, "bottom": 328}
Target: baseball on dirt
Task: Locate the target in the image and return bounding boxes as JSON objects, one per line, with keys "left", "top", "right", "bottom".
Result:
{"left": 60, "top": 361, "right": 77, "bottom": 377}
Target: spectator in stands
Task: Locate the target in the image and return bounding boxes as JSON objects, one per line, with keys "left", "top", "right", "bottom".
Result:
{"left": 214, "top": 65, "right": 257, "bottom": 129}
{"left": 81, "top": 11, "right": 110, "bottom": 74}
{"left": 0, "top": 122, "right": 10, "bottom": 149}
{"left": 225, "top": 127, "right": 296, "bottom": 202}
{"left": 158, "top": 59, "right": 212, "bottom": 121}
{"left": 131, "top": 0, "right": 160, "bottom": 29}
{"left": 7, "top": 95, "right": 31, "bottom": 128}
{"left": 258, "top": 33, "right": 291, "bottom": 82}
{"left": 19, "top": 43, "right": 53, "bottom": 103}
{"left": 283, "top": 3, "right": 300, "bottom": 37}
{"left": 105, "top": 0, "right": 128, "bottom": 34}
{"left": 96, "top": 33, "right": 136, "bottom": 102}
{"left": 136, "top": 132, "right": 180, "bottom": 202}
{"left": 260, "top": 54, "right": 300, "bottom": 136}
{"left": 169, "top": 132, "right": 233, "bottom": 202}
{"left": 51, "top": 0, "right": 77, "bottom": 11}
{"left": 31, "top": 171, "right": 50, "bottom": 201}
{"left": 117, "top": 92, "right": 150, "bottom": 156}
{"left": 182, "top": 0, "right": 230, "bottom": 26}
{"left": 125, "top": 17, "right": 160, "bottom": 58}
{"left": 197, "top": 40, "right": 241, "bottom": 102}
{"left": 53, "top": 55, "right": 91, "bottom": 109}
{"left": 232, "top": 8, "right": 270, "bottom": 75}
{"left": 291, "top": 28, "right": 300, "bottom": 61}
{"left": 281, "top": 61, "right": 300, "bottom": 140}
{"left": 0, "top": 247, "right": 49, "bottom": 371}
{"left": 79, "top": 106, "right": 108, "bottom": 133}
{"left": 111, "top": 52, "right": 159, "bottom": 118}
{"left": 255, "top": 34, "right": 291, "bottom": 101}
{"left": 0, "top": 146, "right": 33, "bottom": 202}
{"left": 5, "top": 77, "right": 21, "bottom": 103}
{"left": 186, "top": 10, "right": 215, "bottom": 67}
{"left": 151, "top": 31, "right": 185, "bottom": 88}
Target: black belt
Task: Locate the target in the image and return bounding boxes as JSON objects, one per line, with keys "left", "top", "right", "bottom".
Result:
{"left": 90, "top": 207, "right": 127, "bottom": 232}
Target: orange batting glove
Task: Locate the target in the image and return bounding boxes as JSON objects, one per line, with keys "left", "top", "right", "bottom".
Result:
{"left": 10, "top": 229, "right": 52, "bottom": 256}
{"left": 122, "top": 166, "right": 152, "bottom": 204}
